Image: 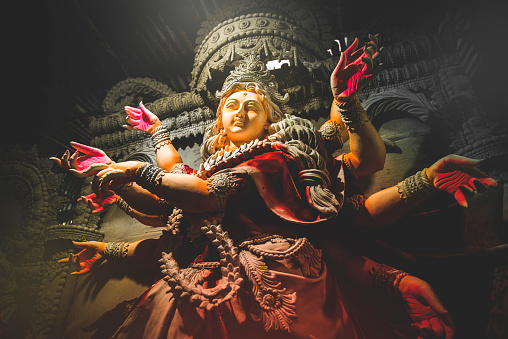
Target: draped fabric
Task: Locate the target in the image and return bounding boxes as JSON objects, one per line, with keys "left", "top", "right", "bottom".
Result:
{"left": 110, "top": 148, "right": 412, "bottom": 338}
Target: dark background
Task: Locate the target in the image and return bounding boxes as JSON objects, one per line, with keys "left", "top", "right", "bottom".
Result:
{"left": 5, "top": 0, "right": 507, "bottom": 157}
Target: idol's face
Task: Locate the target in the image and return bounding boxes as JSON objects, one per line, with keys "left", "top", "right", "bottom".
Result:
{"left": 221, "top": 91, "right": 268, "bottom": 146}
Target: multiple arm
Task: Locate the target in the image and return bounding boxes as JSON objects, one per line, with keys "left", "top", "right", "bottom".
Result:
{"left": 52, "top": 35, "right": 500, "bottom": 339}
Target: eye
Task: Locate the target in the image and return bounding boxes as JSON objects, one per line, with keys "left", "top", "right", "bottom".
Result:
{"left": 246, "top": 101, "right": 262, "bottom": 112}
{"left": 225, "top": 100, "right": 239, "bottom": 109}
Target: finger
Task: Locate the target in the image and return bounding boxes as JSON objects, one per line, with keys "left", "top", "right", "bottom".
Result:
{"left": 124, "top": 110, "right": 141, "bottom": 121}
{"left": 478, "top": 177, "right": 498, "bottom": 187}
{"left": 139, "top": 101, "right": 151, "bottom": 116}
{"left": 459, "top": 184, "right": 475, "bottom": 199}
{"left": 453, "top": 188, "right": 468, "bottom": 207}
{"left": 92, "top": 206, "right": 104, "bottom": 214}
{"left": 92, "top": 168, "right": 113, "bottom": 194}
{"left": 369, "top": 33, "right": 379, "bottom": 48}
{"left": 87, "top": 199, "right": 99, "bottom": 211}
{"left": 71, "top": 267, "right": 90, "bottom": 275}
{"left": 125, "top": 106, "right": 141, "bottom": 114}
{"left": 127, "top": 117, "right": 141, "bottom": 126}
{"left": 429, "top": 317, "right": 445, "bottom": 338}
{"left": 99, "top": 170, "right": 126, "bottom": 196}
{"left": 72, "top": 241, "right": 90, "bottom": 249}
{"left": 336, "top": 52, "right": 346, "bottom": 72}
{"left": 363, "top": 45, "right": 373, "bottom": 58}
{"left": 58, "top": 257, "right": 69, "bottom": 263}
{"left": 49, "top": 157, "right": 62, "bottom": 167}
{"left": 349, "top": 47, "right": 364, "bottom": 62}
{"left": 443, "top": 155, "right": 483, "bottom": 169}
{"left": 418, "top": 285, "right": 449, "bottom": 318}
{"left": 122, "top": 124, "right": 134, "bottom": 130}
{"left": 82, "top": 163, "right": 110, "bottom": 174}
{"left": 70, "top": 141, "right": 95, "bottom": 154}
{"left": 69, "top": 150, "right": 79, "bottom": 169}
{"left": 344, "top": 38, "right": 359, "bottom": 57}
{"left": 361, "top": 56, "right": 374, "bottom": 73}
{"left": 60, "top": 150, "right": 70, "bottom": 170}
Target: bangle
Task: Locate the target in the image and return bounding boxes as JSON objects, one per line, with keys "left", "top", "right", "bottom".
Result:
{"left": 368, "top": 263, "right": 409, "bottom": 298}
{"left": 397, "top": 169, "right": 437, "bottom": 206}
{"left": 103, "top": 242, "right": 129, "bottom": 262}
{"left": 136, "top": 163, "right": 165, "bottom": 193}
{"left": 151, "top": 126, "right": 172, "bottom": 150}
{"left": 334, "top": 94, "right": 369, "bottom": 132}
{"left": 117, "top": 198, "right": 133, "bottom": 217}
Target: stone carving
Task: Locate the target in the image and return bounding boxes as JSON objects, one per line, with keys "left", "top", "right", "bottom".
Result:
{"left": 0, "top": 145, "right": 105, "bottom": 338}
{"left": 102, "top": 77, "right": 175, "bottom": 115}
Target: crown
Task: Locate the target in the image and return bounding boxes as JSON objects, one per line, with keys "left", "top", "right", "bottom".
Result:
{"left": 216, "top": 55, "right": 289, "bottom": 104}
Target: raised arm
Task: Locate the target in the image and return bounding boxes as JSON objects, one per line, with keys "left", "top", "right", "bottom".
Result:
{"left": 325, "top": 34, "right": 385, "bottom": 179}
{"left": 124, "top": 102, "right": 183, "bottom": 172}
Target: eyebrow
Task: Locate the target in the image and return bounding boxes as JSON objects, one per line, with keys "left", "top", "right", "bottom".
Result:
{"left": 245, "top": 100, "right": 263, "bottom": 110}
{"left": 225, "top": 98, "right": 239, "bottom": 105}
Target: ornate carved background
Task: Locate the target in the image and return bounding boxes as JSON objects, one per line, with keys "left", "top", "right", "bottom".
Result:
{"left": 2, "top": 0, "right": 507, "bottom": 338}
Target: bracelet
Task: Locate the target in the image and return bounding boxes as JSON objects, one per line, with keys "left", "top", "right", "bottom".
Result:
{"left": 368, "top": 263, "right": 409, "bottom": 298}
{"left": 136, "top": 163, "right": 165, "bottom": 193}
{"left": 117, "top": 198, "right": 133, "bottom": 217}
{"left": 334, "top": 94, "right": 369, "bottom": 132}
{"left": 103, "top": 242, "right": 129, "bottom": 262}
{"left": 151, "top": 126, "right": 172, "bottom": 150}
{"left": 397, "top": 169, "right": 437, "bottom": 206}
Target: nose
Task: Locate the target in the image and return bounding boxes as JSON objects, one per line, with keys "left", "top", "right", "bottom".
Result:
{"left": 236, "top": 103, "right": 248, "bottom": 117}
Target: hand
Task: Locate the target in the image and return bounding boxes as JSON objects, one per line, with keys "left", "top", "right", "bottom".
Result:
{"left": 330, "top": 34, "right": 380, "bottom": 98}
{"left": 58, "top": 241, "right": 104, "bottom": 275}
{"left": 399, "top": 275, "right": 454, "bottom": 339}
{"left": 426, "top": 155, "right": 498, "bottom": 207}
{"left": 123, "top": 101, "right": 161, "bottom": 134}
{"left": 78, "top": 192, "right": 120, "bottom": 213}
{"left": 83, "top": 161, "right": 143, "bottom": 196}
{"left": 50, "top": 142, "right": 113, "bottom": 178}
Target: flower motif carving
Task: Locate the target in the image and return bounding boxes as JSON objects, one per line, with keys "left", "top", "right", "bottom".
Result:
{"left": 210, "top": 32, "right": 220, "bottom": 43}
{"left": 256, "top": 18, "right": 269, "bottom": 27}
{"left": 224, "top": 25, "right": 235, "bottom": 35}
{"left": 274, "top": 20, "right": 287, "bottom": 30}
{"left": 239, "top": 20, "right": 250, "bottom": 29}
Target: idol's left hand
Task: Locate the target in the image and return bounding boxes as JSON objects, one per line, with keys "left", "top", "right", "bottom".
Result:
{"left": 50, "top": 142, "right": 113, "bottom": 178}
{"left": 426, "top": 155, "right": 497, "bottom": 207}
{"left": 399, "top": 275, "right": 454, "bottom": 339}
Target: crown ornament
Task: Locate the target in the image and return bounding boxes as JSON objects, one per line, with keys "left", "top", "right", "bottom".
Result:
{"left": 216, "top": 54, "right": 289, "bottom": 104}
